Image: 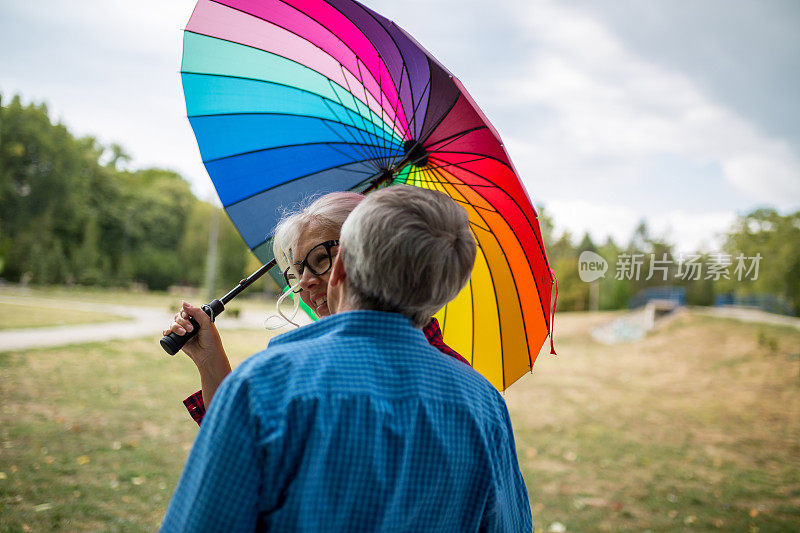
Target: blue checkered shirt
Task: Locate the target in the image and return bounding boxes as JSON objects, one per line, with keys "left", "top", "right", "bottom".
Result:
{"left": 161, "top": 311, "right": 532, "bottom": 532}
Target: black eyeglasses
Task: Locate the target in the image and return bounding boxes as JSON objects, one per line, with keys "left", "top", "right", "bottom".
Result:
{"left": 283, "top": 240, "right": 339, "bottom": 293}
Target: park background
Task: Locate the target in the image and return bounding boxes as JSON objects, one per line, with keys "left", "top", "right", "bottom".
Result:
{"left": 1, "top": 0, "right": 799, "bottom": 531}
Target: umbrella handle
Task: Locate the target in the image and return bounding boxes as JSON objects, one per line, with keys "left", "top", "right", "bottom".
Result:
{"left": 158, "top": 259, "right": 277, "bottom": 355}
{"left": 160, "top": 301, "right": 223, "bottom": 356}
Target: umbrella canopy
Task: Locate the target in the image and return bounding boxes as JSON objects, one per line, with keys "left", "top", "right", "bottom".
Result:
{"left": 181, "top": 0, "right": 555, "bottom": 390}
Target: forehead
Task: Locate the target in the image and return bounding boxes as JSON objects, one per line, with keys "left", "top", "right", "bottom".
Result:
{"left": 291, "top": 222, "right": 339, "bottom": 261}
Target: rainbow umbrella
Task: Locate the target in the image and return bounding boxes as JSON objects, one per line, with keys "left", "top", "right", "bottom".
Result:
{"left": 181, "top": 0, "right": 555, "bottom": 390}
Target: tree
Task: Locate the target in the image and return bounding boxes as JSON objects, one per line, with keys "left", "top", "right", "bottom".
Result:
{"left": 723, "top": 208, "right": 800, "bottom": 314}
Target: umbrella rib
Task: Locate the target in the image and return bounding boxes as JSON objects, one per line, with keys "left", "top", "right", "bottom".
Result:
{"left": 430, "top": 150, "right": 514, "bottom": 173}
{"left": 374, "top": 53, "right": 406, "bottom": 169}
{"left": 363, "top": 4, "right": 438, "bottom": 143}
{"left": 322, "top": 81, "right": 394, "bottom": 162}
{"left": 406, "top": 75, "right": 432, "bottom": 140}
{"left": 348, "top": 169, "right": 395, "bottom": 192}
{"left": 225, "top": 159, "right": 377, "bottom": 210}
{"left": 425, "top": 126, "right": 488, "bottom": 151}
{"left": 356, "top": 57, "right": 389, "bottom": 169}
{"left": 205, "top": 1, "right": 400, "bottom": 141}
{"left": 319, "top": 121, "right": 389, "bottom": 166}
{"left": 400, "top": 123, "right": 479, "bottom": 170}
{"left": 417, "top": 168, "right": 491, "bottom": 232}
{"left": 424, "top": 166, "right": 516, "bottom": 385}
{"left": 375, "top": 53, "right": 393, "bottom": 170}
{"left": 394, "top": 61, "right": 414, "bottom": 145}
{"left": 182, "top": 68, "right": 400, "bottom": 144}
{"left": 202, "top": 140, "right": 385, "bottom": 165}
{"left": 390, "top": 80, "right": 430, "bottom": 167}
{"left": 275, "top": 0, "right": 407, "bottom": 143}
{"left": 416, "top": 60, "right": 462, "bottom": 146}
{"left": 328, "top": 0, "right": 415, "bottom": 142}
{"left": 284, "top": 0, "right": 404, "bottom": 162}
{"left": 245, "top": 167, "right": 390, "bottom": 251}
{"left": 337, "top": 63, "right": 385, "bottom": 164}
{"left": 314, "top": 103, "right": 398, "bottom": 165}
{"left": 408, "top": 77, "right": 432, "bottom": 144}
{"left": 426, "top": 159, "right": 551, "bottom": 343}
{"left": 322, "top": 140, "right": 383, "bottom": 169}
{"left": 190, "top": 110, "right": 401, "bottom": 158}
{"left": 391, "top": 74, "right": 435, "bottom": 172}
{"left": 410, "top": 156, "right": 491, "bottom": 176}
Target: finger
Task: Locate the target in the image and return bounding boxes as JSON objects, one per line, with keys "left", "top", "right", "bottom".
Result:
{"left": 182, "top": 301, "right": 210, "bottom": 327}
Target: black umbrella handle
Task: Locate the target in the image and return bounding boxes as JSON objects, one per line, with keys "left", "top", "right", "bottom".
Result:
{"left": 159, "top": 259, "right": 277, "bottom": 356}
{"left": 160, "top": 301, "right": 223, "bottom": 356}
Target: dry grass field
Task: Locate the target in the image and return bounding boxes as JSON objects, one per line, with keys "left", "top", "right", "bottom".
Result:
{"left": 1, "top": 308, "right": 798, "bottom": 531}
{"left": 506, "top": 310, "right": 800, "bottom": 532}
{"left": 0, "top": 302, "right": 126, "bottom": 331}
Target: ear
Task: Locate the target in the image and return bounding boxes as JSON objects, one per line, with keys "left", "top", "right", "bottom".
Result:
{"left": 329, "top": 250, "right": 347, "bottom": 287}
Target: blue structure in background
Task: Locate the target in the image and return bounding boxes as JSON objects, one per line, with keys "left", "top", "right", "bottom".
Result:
{"left": 629, "top": 286, "right": 686, "bottom": 309}
{"left": 714, "top": 293, "right": 794, "bottom": 316}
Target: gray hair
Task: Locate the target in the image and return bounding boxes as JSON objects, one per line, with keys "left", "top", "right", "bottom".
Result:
{"left": 339, "top": 184, "right": 476, "bottom": 327}
{"left": 272, "top": 191, "right": 364, "bottom": 272}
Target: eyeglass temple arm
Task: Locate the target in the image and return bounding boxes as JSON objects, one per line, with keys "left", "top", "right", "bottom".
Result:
{"left": 160, "top": 258, "right": 277, "bottom": 355}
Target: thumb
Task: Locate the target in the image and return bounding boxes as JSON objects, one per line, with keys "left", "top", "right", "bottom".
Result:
{"left": 182, "top": 301, "right": 213, "bottom": 328}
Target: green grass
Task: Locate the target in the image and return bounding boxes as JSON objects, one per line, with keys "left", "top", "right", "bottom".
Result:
{"left": 0, "top": 329, "right": 276, "bottom": 531}
{"left": 1, "top": 310, "right": 799, "bottom": 531}
{"left": 0, "top": 302, "right": 127, "bottom": 330}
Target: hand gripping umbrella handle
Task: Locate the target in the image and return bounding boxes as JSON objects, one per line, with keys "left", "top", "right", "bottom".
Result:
{"left": 160, "top": 300, "right": 223, "bottom": 356}
{"left": 158, "top": 259, "right": 277, "bottom": 356}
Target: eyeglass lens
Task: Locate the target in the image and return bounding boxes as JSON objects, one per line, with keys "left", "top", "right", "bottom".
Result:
{"left": 283, "top": 241, "right": 336, "bottom": 292}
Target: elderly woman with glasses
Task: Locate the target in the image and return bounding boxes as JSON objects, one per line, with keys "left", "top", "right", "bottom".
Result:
{"left": 165, "top": 191, "right": 469, "bottom": 426}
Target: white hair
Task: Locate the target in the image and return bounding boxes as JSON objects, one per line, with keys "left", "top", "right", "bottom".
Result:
{"left": 339, "top": 184, "right": 476, "bottom": 327}
{"left": 272, "top": 191, "right": 364, "bottom": 273}
{"left": 265, "top": 191, "right": 364, "bottom": 328}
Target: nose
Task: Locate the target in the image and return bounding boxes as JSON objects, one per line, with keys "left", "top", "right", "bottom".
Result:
{"left": 298, "top": 267, "right": 319, "bottom": 292}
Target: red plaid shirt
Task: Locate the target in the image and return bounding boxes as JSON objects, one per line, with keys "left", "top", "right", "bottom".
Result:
{"left": 183, "top": 317, "right": 469, "bottom": 425}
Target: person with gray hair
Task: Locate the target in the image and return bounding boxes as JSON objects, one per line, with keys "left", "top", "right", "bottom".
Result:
{"left": 161, "top": 185, "right": 533, "bottom": 532}
{"left": 327, "top": 184, "right": 476, "bottom": 327}
{"left": 167, "top": 190, "right": 469, "bottom": 425}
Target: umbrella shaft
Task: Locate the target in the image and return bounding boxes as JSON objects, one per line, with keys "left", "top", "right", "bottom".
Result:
{"left": 221, "top": 258, "right": 277, "bottom": 305}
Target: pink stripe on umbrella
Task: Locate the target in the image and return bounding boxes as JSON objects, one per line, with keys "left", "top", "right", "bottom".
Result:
{"left": 186, "top": 0, "right": 405, "bottom": 139}
{"left": 214, "top": 0, "right": 409, "bottom": 137}
{"left": 282, "top": 0, "right": 408, "bottom": 136}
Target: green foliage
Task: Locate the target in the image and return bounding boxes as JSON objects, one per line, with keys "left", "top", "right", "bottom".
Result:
{"left": 0, "top": 92, "right": 253, "bottom": 291}
{"left": 723, "top": 208, "right": 800, "bottom": 314}
{"left": 542, "top": 212, "right": 798, "bottom": 315}
{"left": 3, "top": 91, "right": 797, "bottom": 312}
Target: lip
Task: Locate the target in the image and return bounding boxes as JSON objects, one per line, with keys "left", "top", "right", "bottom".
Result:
{"left": 307, "top": 292, "right": 328, "bottom": 315}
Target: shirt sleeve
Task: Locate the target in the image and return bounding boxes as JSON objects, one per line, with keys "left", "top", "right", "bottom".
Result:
{"left": 161, "top": 374, "right": 264, "bottom": 532}
{"left": 480, "top": 404, "right": 533, "bottom": 532}
{"left": 182, "top": 390, "right": 206, "bottom": 426}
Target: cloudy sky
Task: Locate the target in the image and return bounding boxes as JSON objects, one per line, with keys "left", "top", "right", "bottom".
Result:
{"left": 2, "top": 0, "right": 798, "bottom": 252}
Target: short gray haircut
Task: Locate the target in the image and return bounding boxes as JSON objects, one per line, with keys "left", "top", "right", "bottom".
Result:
{"left": 339, "top": 184, "right": 476, "bottom": 327}
{"left": 272, "top": 191, "right": 364, "bottom": 271}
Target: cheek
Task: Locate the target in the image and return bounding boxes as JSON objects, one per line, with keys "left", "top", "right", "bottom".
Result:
{"left": 298, "top": 291, "right": 313, "bottom": 307}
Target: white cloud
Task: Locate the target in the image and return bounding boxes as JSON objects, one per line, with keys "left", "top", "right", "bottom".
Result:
{"left": 2, "top": 0, "right": 797, "bottom": 224}
{"left": 546, "top": 199, "right": 736, "bottom": 254}
{"left": 545, "top": 199, "right": 638, "bottom": 245}
{"left": 495, "top": 0, "right": 800, "bottom": 214}
{"left": 648, "top": 210, "right": 737, "bottom": 253}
